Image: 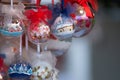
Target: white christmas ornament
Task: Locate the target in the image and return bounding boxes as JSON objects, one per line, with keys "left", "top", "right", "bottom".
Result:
{"left": 27, "top": 51, "right": 58, "bottom": 80}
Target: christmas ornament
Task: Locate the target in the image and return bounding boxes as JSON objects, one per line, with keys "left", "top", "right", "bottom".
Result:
{"left": 8, "top": 35, "right": 32, "bottom": 79}
{"left": 29, "top": 51, "right": 58, "bottom": 80}
{"left": 25, "top": 6, "right": 52, "bottom": 44}
{"left": 51, "top": 0, "right": 76, "bottom": 40}
{"left": 8, "top": 61, "right": 32, "bottom": 79}
{"left": 64, "top": 0, "right": 98, "bottom": 37}
{"left": 28, "top": 22, "right": 50, "bottom": 44}
{"left": 25, "top": 0, "right": 52, "bottom": 54}
{"left": 32, "top": 62, "right": 53, "bottom": 80}
{"left": 0, "top": 17, "right": 24, "bottom": 37}
{"left": 51, "top": 15, "right": 75, "bottom": 40}
{"left": 0, "top": 2, "right": 25, "bottom": 37}
{"left": 73, "top": 17, "right": 95, "bottom": 37}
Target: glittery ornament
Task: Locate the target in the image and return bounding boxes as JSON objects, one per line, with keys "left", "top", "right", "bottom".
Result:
{"left": 25, "top": 6, "right": 52, "bottom": 44}
{"left": 28, "top": 22, "right": 50, "bottom": 44}
{"left": 8, "top": 54, "right": 32, "bottom": 79}
{"left": 64, "top": 0, "right": 98, "bottom": 37}
{"left": 8, "top": 62, "right": 32, "bottom": 79}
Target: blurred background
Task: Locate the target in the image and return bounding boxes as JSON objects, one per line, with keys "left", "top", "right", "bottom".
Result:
{"left": 92, "top": 1, "right": 120, "bottom": 80}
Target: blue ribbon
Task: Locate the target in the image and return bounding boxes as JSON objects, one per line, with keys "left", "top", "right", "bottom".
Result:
{"left": 61, "top": 0, "right": 69, "bottom": 17}
{"left": 61, "top": 0, "right": 64, "bottom": 13}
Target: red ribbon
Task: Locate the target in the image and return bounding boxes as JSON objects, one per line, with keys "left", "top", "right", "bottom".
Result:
{"left": 36, "top": 0, "right": 41, "bottom": 6}
{"left": 25, "top": 6, "right": 52, "bottom": 28}
{"left": 52, "top": 0, "right": 54, "bottom": 7}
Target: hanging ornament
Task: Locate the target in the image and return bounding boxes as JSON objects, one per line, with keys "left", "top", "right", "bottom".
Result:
{"left": 0, "top": 2, "right": 25, "bottom": 37}
{"left": 51, "top": 0, "right": 76, "bottom": 40}
{"left": 70, "top": 3, "right": 95, "bottom": 37}
{"left": 25, "top": 0, "right": 53, "bottom": 55}
{"left": 8, "top": 60, "right": 32, "bottom": 79}
{"left": 32, "top": 62, "right": 53, "bottom": 80}
{"left": 8, "top": 35, "right": 32, "bottom": 79}
{"left": 28, "top": 22, "right": 50, "bottom": 44}
{"left": 29, "top": 51, "right": 58, "bottom": 80}
{"left": 25, "top": 6, "right": 52, "bottom": 44}
{"left": 64, "top": 0, "right": 98, "bottom": 37}
{"left": 51, "top": 15, "right": 75, "bottom": 40}
{"left": 0, "top": 54, "right": 8, "bottom": 80}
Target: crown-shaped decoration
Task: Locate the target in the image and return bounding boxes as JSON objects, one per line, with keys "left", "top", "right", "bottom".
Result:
{"left": 8, "top": 63, "right": 32, "bottom": 79}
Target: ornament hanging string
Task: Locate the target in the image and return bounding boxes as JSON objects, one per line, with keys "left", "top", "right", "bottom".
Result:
{"left": 19, "top": 35, "right": 23, "bottom": 56}
{"left": 37, "top": 44, "right": 41, "bottom": 54}
{"left": 25, "top": 35, "right": 28, "bottom": 52}
{"left": 61, "top": 0, "right": 70, "bottom": 16}
{"left": 10, "top": 0, "right": 13, "bottom": 8}
{"left": 36, "top": 0, "right": 41, "bottom": 7}
{"left": 36, "top": 0, "right": 40, "bottom": 54}
{"left": 10, "top": 0, "right": 13, "bottom": 23}
{"left": 61, "top": 0, "right": 64, "bottom": 13}
{"left": 52, "top": 0, "right": 54, "bottom": 7}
